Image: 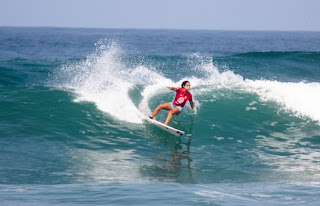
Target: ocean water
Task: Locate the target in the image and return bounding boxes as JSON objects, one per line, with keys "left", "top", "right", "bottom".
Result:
{"left": 0, "top": 27, "right": 320, "bottom": 205}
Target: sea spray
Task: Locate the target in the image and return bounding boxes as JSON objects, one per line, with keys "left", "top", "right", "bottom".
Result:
{"left": 51, "top": 41, "right": 143, "bottom": 123}
{"left": 52, "top": 41, "right": 177, "bottom": 123}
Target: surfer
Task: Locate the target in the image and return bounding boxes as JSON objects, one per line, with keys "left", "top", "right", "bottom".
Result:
{"left": 150, "top": 81, "right": 194, "bottom": 125}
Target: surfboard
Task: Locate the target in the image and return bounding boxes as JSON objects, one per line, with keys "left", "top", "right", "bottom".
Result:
{"left": 144, "top": 116, "right": 185, "bottom": 136}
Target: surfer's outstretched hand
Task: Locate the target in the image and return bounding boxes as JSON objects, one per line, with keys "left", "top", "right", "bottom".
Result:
{"left": 166, "top": 86, "right": 177, "bottom": 91}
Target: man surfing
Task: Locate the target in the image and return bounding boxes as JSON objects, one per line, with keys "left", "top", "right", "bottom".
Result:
{"left": 150, "top": 81, "right": 194, "bottom": 125}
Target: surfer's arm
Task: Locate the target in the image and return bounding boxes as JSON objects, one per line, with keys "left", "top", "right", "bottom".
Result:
{"left": 166, "top": 86, "right": 177, "bottom": 91}
{"left": 190, "top": 101, "right": 194, "bottom": 110}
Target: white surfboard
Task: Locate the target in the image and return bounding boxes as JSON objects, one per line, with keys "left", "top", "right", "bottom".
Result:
{"left": 144, "top": 116, "right": 185, "bottom": 136}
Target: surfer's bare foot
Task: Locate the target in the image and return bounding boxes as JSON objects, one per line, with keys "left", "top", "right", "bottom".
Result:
{"left": 149, "top": 116, "right": 153, "bottom": 119}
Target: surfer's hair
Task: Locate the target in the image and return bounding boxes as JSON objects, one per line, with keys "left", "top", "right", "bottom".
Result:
{"left": 181, "top": 81, "right": 189, "bottom": 88}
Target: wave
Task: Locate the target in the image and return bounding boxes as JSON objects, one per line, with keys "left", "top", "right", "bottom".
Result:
{"left": 50, "top": 41, "right": 320, "bottom": 125}
{"left": 233, "top": 51, "right": 320, "bottom": 58}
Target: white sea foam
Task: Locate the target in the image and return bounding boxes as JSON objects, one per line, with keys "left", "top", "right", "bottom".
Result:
{"left": 188, "top": 55, "right": 320, "bottom": 123}
{"left": 244, "top": 80, "right": 320, "bottom": 122}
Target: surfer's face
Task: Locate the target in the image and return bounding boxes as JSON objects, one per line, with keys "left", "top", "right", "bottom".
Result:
{"left": 184, "top": 83, "right": 190, "bottom": 91}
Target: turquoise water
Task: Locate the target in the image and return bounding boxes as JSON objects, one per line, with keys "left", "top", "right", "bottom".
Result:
{"left": 0, "top": 27, "right": 320, "bottom": 205}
